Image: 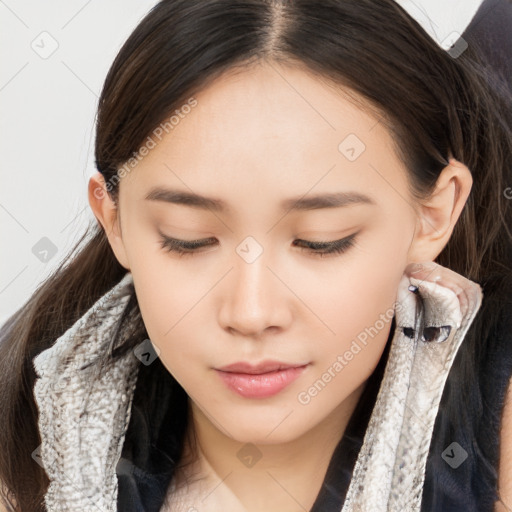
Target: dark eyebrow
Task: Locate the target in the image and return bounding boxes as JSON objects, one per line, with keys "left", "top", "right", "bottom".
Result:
{"left": 280, "top": 191, "right": 375, "bottom": 211}
{"left": 145, "top": 187, "right": 375, "bottom": 212}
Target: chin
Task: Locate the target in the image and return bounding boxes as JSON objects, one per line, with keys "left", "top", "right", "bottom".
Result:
{"left": 221, "top": 417, "right": 306, "bottom": 445}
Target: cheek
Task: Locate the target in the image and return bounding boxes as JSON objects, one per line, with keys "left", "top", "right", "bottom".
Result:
{"left": 314, "top": 270, "right": 398, "bottom": 369}
{"left": 131, "top": 272, "right": 206, "bottom": 389}
{"left": 304, "top": 239, "right": 407, "bottom": 376}
{"left": 123, "top": 221, "right": 202, "bottom": 337}
{"left": 132, "top": 269, "right": 201, "bottom": 345}
{"left": 128, "top": 252, "right": 220, "bottom": 388}
{"left": 297, "top": 238, "right": 406, "bottom": 341}
{"left": 298, "top": 272, "right": 401, "bottom": 412}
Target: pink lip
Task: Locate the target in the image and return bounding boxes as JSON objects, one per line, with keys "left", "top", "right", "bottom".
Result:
{"left": 214, "top": 362, "right": 310, "bottom": 398}
{"left": 217, "top": 359, "right": 308, "bottom": 374}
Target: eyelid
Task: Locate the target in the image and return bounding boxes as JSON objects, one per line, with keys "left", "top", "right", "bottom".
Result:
{"left": 294, "top": 231, "right": 358, "bottom": 245}
{"left": 159, "top": 234, "right": 216, "bottom": 249}
{"left": 158, "top": 230, "right": 359, "bottom": 257}
{"left": 292, "top": 231, "right": 358, "bottom": 256}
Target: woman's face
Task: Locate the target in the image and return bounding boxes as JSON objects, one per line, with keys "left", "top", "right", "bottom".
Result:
{"left": 106, "top": 62, "right": 423, "bottom": 443}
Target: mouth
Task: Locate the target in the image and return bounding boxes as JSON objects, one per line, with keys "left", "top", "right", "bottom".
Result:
{"left": 216, "top": 360, "right": 310, "bottom": 375}
{"left": 214, "top": 362, "right": 310, "bottom": 399}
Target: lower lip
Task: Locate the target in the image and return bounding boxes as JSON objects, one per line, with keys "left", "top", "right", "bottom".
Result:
{"left": 215, "top": 365, "right": 309, "bottom": 398}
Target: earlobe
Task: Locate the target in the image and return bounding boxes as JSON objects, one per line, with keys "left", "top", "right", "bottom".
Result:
{"left": 407, "top": 158, "right": 473, "bottom": 263}
{"left": 88, "top": 172, "right": 131, "bottom": 270}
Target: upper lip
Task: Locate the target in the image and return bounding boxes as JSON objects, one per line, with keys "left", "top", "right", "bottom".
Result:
{"left": 216, "top": 360, "right": 309, "bottom": 375}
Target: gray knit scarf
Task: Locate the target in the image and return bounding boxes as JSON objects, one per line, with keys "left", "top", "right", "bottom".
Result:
{"left": 32, "top": 262, "right": 482, "bottom": 511}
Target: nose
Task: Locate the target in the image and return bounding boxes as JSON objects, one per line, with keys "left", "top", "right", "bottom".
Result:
{"left": 217, "top": 249, "right": 292, "bottom": 338}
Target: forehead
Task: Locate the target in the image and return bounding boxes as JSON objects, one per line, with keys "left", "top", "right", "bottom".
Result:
{"left": 121, "top": 62, "right": 409, "bottom": 212}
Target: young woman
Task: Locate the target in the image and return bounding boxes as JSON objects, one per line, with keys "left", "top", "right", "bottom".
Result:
{"left": 1, "top": 0, "right": 511, "bottom": 511}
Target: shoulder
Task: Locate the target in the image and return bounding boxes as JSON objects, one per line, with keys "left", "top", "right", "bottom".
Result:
{"left": 496, "top": 375, "right": 512, "bottom": 511}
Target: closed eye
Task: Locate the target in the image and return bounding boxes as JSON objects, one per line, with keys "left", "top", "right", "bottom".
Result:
{"left": 292, "top": 232, "right": 358, "bottom": 257}
{"left": 158, "top": 232, "right": 358, "bottom": 258}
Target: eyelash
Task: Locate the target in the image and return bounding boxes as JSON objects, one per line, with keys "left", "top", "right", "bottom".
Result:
{"left": 158, "top": 233, "right": 358, "bottom": 258}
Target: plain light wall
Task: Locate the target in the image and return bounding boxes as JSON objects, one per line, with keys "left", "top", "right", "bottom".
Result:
{"left": 0, "top": 0, "right": 158, "bottom": 325}
{"left": 0, "top": 0, "right": 483, "bottom": 325}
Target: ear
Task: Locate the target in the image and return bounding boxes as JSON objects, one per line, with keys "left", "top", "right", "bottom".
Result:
{"left": 407, "top": 158, "right": 473, "bottom": 263}
{"left": 88, "top": 172, "right": 131, "bottom": 270}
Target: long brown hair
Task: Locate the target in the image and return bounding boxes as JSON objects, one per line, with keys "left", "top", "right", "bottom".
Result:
{"left": 1, "top": 0, "right": 511, "bottom": 510}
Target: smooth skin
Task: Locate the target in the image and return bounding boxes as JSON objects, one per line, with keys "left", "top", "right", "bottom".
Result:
{"left": 86, "top": 61, "right": 475, "bottom": 511}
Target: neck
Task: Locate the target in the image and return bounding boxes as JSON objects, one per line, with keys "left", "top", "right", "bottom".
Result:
{"left": 172, "top": 380, "right": 367, "bottom": 512}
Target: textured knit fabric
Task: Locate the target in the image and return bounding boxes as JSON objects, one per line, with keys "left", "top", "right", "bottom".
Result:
{"left": 32, "top": 274, "right": 141, "bottom": 511}
{"left": 32, "top": 262, "right": 483, "bottom": 511}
